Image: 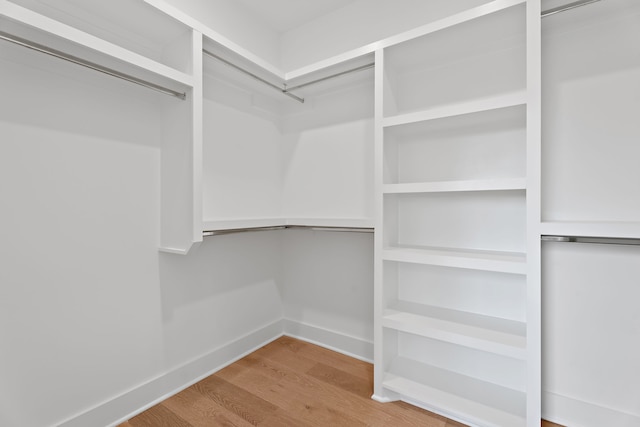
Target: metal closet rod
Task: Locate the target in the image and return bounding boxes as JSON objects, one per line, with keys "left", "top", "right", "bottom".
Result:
{"left": 542, "top": 235, "right": 640, "bottom": 246}
{"left": 283, "top": 62, "right": 375, "bottom": 93}
{"left": 541, "top": 0, "right": 602, "bottom": 18}
{"left": 0, "top": 31, "right": 187, "bottom": 100}
{"left": 203, "top": 225, "right": 374, "bottom": 237}
{"left": 202, "top": 49, "right": 304, "bottom": 103}
{"left": 203, "top": 48, "right": 375, "bottom": 104}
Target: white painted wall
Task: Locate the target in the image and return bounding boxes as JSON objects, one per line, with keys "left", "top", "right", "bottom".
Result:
{"left": 542, "top": 242, "right": 640, "bottom": 426}
{"left": 540, "top": 3, "right": 640, "bottom": 424}
{"left": 282, "top": 229, "right": 374, "bottom": 360}
{"left": 281, "top": 75, "right": 375, "bottom": 220}
{"left": 0, "top": 42, "right": 284, "bottom": 427}
{"left": 202, "top": 74, "right": 284, "bottom": 221}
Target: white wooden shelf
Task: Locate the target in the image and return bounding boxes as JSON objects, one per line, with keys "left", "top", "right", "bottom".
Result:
{"left": 0, "top": 1, "right": 194, "bottom": 89}
{"left": 383, "top": 246, "right": 526, "bottom": 275}
{"left": 383, "top": 92, "right": 526, "bottom": 128}
{"left": 384, "top": 178, "right": 526, "bottom": 194}
{"left": 383, "top": 303, "right": 526, "bottom": 360}
{"left": 540, "top": 221, "right": 640, "bottom": 240}
{"left": 383, "top": 364, "right": 526, "bottom": 427}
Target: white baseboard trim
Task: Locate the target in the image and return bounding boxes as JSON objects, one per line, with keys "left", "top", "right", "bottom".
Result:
{"left": 58, "top": 320, "right": 284, "bottom": 427}
{"left": 543, "top": 391, "right": 640, "bottom": 427}
{"left": 283, "top": 318, "right": 373, "bottom": 363}
{"left": 57, "top": 319, "right": 373, "bottom": 427}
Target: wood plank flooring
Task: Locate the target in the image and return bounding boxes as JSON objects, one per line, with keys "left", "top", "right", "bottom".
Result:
{"left": 119, "top": 336, "right": 562, "bottom": 427}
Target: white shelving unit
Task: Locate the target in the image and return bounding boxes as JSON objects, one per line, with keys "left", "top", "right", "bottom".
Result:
{"left": 374, "top": 0, "right": 540, "bottom": 425}
{"left": 541, "top": 0, "right": 640, "bottom": 237}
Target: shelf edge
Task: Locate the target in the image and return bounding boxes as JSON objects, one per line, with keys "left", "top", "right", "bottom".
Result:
{"left": 383, "top": 92, "right": 527, "bottom": 128}
{"left": 383, "top": 178, "right": 526, "bottom": 194}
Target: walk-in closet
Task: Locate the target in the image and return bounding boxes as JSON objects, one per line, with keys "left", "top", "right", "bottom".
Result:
{"left": 1, "top": 0, "right": 638, "bottom": 426}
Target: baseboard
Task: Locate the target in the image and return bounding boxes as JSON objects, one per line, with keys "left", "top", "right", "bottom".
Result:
{"left": 57, "top": 319, "right": 372, "bottom": 427}
{"left": 282, "top": 318, "right": 373, "bottom": 363}
{"left": 58, "top": 320, "right": 284, "bottom": 427}
{"left": 543, "top": 391, "right": 640, "bottom": 427}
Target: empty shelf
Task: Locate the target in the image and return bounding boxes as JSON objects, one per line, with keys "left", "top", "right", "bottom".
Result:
{"left": 383, "top": 303, "right": 526, "bottom": 360}
{"left": 383, "top": 178, "right": 526, "bottom": 194}
{"left": 383, "top": 246, "right": 526, "bottom": 274}
{"left": 383, "top": 92, "right": 526, "bottom": 128}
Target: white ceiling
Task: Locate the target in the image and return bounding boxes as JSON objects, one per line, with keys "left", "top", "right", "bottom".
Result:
{"left": 235, "top": 0, "right": 357, "bottom": 33}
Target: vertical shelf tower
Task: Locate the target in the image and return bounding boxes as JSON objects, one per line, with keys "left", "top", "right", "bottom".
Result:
{"left": 373, "top": 0, "right": 541, "bottom": 426}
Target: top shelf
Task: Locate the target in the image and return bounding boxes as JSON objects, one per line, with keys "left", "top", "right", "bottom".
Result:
{"left": 383, "top": 0, "right": 525, "bottom": 72}
{"left": 1, "top": 0, "right": 195, "bottom": 88}
{"left": 382, "top": 1, "right": 526, "bottom": 119}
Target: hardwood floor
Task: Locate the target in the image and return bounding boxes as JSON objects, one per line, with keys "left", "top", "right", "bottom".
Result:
{"left": 119, "top": 336, "right": 562, "bottom": 427}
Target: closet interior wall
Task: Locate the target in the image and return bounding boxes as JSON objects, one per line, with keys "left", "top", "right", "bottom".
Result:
{"left": 0, "top": 1, "right": 283, "bottom": 426}
{"left": 2, "top": 0, "right": 638, "bottom": 426}
{"left": 541, "top": 0, "right": 640, "bottom": 425}
{"left": 201, "top": 47, "right": 375, "bottom": 225}
{"left": 202, "top": 38, "right": 376, "bottom": 358}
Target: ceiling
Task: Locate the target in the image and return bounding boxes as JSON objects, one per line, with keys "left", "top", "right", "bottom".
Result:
{"left": 235, "top": 0, "right": 357, "bottom": 33}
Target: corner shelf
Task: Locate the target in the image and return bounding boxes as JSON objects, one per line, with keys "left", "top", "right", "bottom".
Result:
{"left": 203, "top": 217, "right": 375, "bottom": 233}
{"left": 383, "top": 302, "right": 526, "bottom": 360}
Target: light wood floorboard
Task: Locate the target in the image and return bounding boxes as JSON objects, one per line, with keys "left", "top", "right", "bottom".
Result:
{"left": 120, "top": 336, "right": 563, "bottom": 427}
